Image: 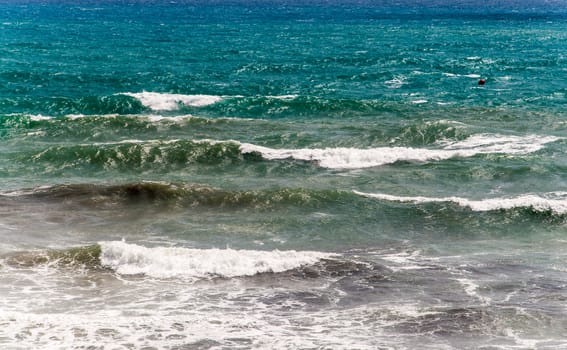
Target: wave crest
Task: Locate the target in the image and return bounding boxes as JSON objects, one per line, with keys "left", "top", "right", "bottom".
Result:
{"left": 17, "top": 133, "right": 561, "bottom": 173}
{"left": 1, "top": 242, "right": 335, "bottom": 281}
{"left": 120, "top": 92, "right": 223, "bottom": 111}
{"left": 240, "top": 134, "right": 560, "bottom": 169}
{"left": 99, "top": 241, "right": 334, "bottom": 280}
{"left": 354, "top": 191, "right": 567, "bottom": 215}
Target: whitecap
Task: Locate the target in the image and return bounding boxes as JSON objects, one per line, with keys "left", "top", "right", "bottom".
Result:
{"left": 439, "top": 134, "right": 560, "bottom": 155}
{"left": 442, "top": 73, "right": 481, "bottom": 78}
{"left": 28, "top": 114, "right": 52, "bottom": 121}
{"left": 238, "top": 134, "right": 560, "bottom": 170}
{"left": 144, "top": 114, "right": 196, "bottom": 123}
{"left": 99, "top": 241, "right": 334, "bottom": 280}
{"left": 65, "top": 114, "right": 119, "bottom": 120}
{"left": 267, "top": 94, "right": 299, "bottom": 100}
{"left": 120, "top": 92, "right": 223, "bottom": 111}
{"left": 384, "top": 76, "right": 406, "bottom": 89}
{"left": 353, "top": 191, "right": 567, "bottom": 214}
{"left": 240, "top": 143, "right": 450, "bottom": 169}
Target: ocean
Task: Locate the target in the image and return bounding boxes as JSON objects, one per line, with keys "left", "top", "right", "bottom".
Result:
{"left": 1, "top": 1, "right": 567, "bottom": 349}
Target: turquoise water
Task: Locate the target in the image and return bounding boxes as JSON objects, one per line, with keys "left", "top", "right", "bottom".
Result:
{"left": 1, "top": 1, "right": 567, "bottom": 349}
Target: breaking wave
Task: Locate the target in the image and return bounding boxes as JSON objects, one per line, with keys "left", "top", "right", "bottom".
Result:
{"left": 240, "top": 134, "right": 560, "bottom": 169}
{"left": 15, "top": 133, "right": 561, "bottom": 173}
{"left": 354, "top": 191, "right": 567, "bottom": 215}
{"left": 99, "top": 241, "right": 334, "bottom": 280}
{"left": 1, "top": 242, "right": 336, "bottom": 281}
{"left": 119, "top": 92, "right": 223, "bottom": 111}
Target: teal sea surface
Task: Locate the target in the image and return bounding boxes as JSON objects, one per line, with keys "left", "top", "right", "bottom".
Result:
{"left": 1, "top": 1, "right": 567, "bottom": 349}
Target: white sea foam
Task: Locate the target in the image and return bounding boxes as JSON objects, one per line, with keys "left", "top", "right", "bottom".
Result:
{"left": 353, "top": 191, "right": 567, "bottom": 214}
{"left": 443, "top": 72, "right": 481, "bottom": 78}
{"left": 28, "top": 114, "right": 52, "bottom": 121}
{"left": 439, "top": 134, "right": 559, "bottom": 154}
{"left": 65, "top": 113, "right": 120, "bottom": 120}
{"left": 99, "top": 241, "right": 333, "bottom": 279}
{"left": 238, "top": 134, "right": 560, "bottom": 170}
{"left": 0, "top": 303, "right": 442, "bottom": 350}
{"left": 267, "top": 94, "right": 299, "bottom": 100}
{"left": 64, "top": 113, "right": 200, "bottom": 123}
{"left": 1, "top": 113, "right": 52, "bottom": 121}
{"left": 240, "top": 142, "right": 445, "bottom": 169}
{"left": 384, "top": 76, "right": 406, "bottom": 88}
{"left": 455, "top": 278, "right": 491, "bottom": 305}
{"left": 120, "top": 92, "right": 223, "bottom": 110}
{"left": 380, "top": 250, "right": 432, "bottom": 271}
{"left": 145, "top": 114, "right": 196, "bottom": 122}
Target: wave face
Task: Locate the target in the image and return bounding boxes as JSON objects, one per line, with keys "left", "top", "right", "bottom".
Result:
{"left": 0, "top": 95, "right": 147, "bottom": 116}
{"left": 3, "top": 182, "right": 350, "bottom": 210}
{"left": 3, "top": 245, "right": 103, "bottom": 269}
{"left": 18, "top": 140, "right": 247, "bottom": 173}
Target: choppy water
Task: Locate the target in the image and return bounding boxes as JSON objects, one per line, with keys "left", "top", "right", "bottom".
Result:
{"left": 1, "top": 1, "right": 567, "bottom": 349}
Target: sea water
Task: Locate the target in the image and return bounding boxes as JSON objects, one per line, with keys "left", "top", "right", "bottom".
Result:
{"left": 1, "top": 1, "right": 567, "bottom": 349}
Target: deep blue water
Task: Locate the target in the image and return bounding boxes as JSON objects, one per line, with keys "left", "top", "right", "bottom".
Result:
{"left": 1, "top": 1, "right": 567, "bottom": 349}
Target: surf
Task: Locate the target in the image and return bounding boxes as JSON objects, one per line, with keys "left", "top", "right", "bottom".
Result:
{"left": 119, "top": 92, "right": 224, "bottom": 111}
{"left": 354, "top": 190, "right": 567, "bottom": 215}
{"left": 239, "top": 134, "right": 560, "bottom": 169}
{"left": 1, "top": 241, "right": 337, "bottom": 281}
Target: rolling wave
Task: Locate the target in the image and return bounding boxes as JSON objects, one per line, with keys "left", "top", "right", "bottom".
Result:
{"left": 3, "top": 182, "right": 351, "bottom": 209}
{"left": 240, "top": 134, "right": 560, "bottom": 169}
{"left": 0, "top": 93, "right": 459, "bottom": 118}
{"left": 1, "top": 242, "right": 336, "bottom": 281}
{"left": 21, "top": 140, "right": 248, "bottom": 171}
{"left": 6, "top": 181, "right": 567, "bottom": 221}
{"left": 0, "top": 113, "right": 261, "bottom": 143}
{"left": 16, "top": 133, "right": 560, "bottom": 172}
{"left": 354, "top": 191, "right": 567, "bottom": 215}
{"left": 119, "top": 92, "right": 223, "bottom": 111}
{"left": 99, "top": 241, "right": 334, "bottom": 280}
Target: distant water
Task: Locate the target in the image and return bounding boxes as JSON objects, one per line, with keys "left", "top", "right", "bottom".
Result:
{"left": 1, "top": 1, "right": 567, "bottom": 349}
